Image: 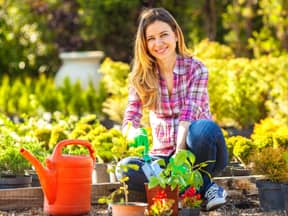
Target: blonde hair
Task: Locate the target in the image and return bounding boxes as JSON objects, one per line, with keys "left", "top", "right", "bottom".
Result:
{"left": 130, "top": 8, "right": 191, "bottom": 110}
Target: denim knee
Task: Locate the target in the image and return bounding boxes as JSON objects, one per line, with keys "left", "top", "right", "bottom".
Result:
{"left": 186, "top": 119, "right": 228, "bottom": 176}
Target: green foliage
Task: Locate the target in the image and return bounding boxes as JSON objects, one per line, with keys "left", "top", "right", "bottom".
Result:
{"left": 0, "top": 145, "right": 31, "bottom": 175}
{"left": 251, "top": 117, "right": 288, "bottom": 149}
{"left": 98, "top": 163, "right": 139, "bottom": 204}
{"left": 226, "top": 136, "right": 255, "bottom": 165}
{"left": 248, "top": 0, "right": 288, "bottom": 57}
{"left": 194, "top": 39, "right": 235, "bottom": 60}
{"left": 67, "top": 115, "right": 143, "bottom": 163}
{"left": 0, "top": 114, "right": 47, "bottom": 175}
{"left": 77, "top": 0, "right": 141, "bottom": 61}
{"left": 0, "top": 0, "right": 59, "bottom": 77}
{"left": 1, "top": 0, "right": 288, "bottom": 78}
{"left": 100, "top": 58, "right": 129, "bottom": 123}
{"left": 206, "top": 55, "right": 288, "bottom": 129}
{"left": 148, "top": 150, "right": 211, "bottom": 193}
{"left": 250, "top": 147, "right": 288, "bottom": 182}
{"left": 222, "top": 0, "right": 257, "bottom": 56}
{"left": 0, "top": 75, "right": 106, "bottom": 118}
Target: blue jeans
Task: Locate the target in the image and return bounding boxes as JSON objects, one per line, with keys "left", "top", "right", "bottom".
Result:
{"left": 115, "top": 119, "right": 228, "bottom": 195}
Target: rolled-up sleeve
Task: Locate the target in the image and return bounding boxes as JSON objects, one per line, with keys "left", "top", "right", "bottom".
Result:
{"left": 122, "top": 87, "right": 143, "bottom": 129}
{"left": 179, "top": 62, "right": 212, "bottom": 122}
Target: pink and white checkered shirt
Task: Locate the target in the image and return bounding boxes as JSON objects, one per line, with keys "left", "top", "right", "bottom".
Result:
{"left": 123, "top": 55, "right": 212, "bottom": 156}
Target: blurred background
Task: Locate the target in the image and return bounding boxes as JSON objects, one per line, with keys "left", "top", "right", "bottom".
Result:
{"left": 0, "top": 0, "right": 287, "bottom": 130}
{"left": 1, "top": 0, "right": 287, "bottom": 76}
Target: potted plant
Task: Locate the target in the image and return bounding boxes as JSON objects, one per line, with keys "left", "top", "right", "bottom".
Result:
{"left": 0, "top": 143, "right": 32, "bottom": 188}
{"left": 249, "top": 146, "right": 288, "bottom": 211}
{"left": 146, "top": 149, "right": 212, "bottom": 216}
{"left": 179, "top": 186, "right": 202, "bottom": 216}
{"left": 225, "top": 135, "right": 254, "bottom": 176}
{"left": 98, "top": 163, "right": 148, "bottom": 216}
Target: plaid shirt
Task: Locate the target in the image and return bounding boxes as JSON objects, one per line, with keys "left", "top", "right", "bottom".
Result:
{"left": 123, "top": 55, "right": 212, "bottom": 156}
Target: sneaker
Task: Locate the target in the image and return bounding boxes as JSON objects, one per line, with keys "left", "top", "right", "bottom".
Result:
{"left": 204, "top": 182, "right": 227, "bottom": 211}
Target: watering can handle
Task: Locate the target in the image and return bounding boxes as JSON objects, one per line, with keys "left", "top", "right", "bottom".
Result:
{"left": 53, "top": 139, "right": 95, "bottom": 161}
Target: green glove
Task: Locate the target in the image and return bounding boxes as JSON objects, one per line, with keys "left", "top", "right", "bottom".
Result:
{"left": 128, "top": 128, "right": 151, "bottom": 162}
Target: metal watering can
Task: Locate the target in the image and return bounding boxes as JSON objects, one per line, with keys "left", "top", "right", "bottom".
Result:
{"left": 20, "top": 139, "right": 95, "bottom": 215}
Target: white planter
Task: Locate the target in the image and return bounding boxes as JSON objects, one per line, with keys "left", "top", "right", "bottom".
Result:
{"left": 55, "top": 51, "right": 104, "bottom": 89}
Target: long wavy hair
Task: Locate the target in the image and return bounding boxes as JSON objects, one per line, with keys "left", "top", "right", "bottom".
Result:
{"left": 130, "top": 8, "right": 191, "bottom": 110}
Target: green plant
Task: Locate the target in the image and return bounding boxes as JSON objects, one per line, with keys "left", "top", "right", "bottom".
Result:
{"left": 249, "top": 147, "right": 288, "bottom": 183}
{"left": 148, "top": 150, "right": 212, "bottom": 193}
{"left": 226, "top": 136, "right": 255, "bottom": 165}
{"left": 98, "top": 163, "right": 139, "bottom": 204}
{"left": 0, "top": 145, "right": 31, "bottom": 176}
{"left": 251, "top": 117, "right": 288, "bottom": 150}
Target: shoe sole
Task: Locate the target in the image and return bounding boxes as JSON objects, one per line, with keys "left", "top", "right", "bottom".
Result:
{"left": 206, "top": 198, "right": 227, "bottom": 211}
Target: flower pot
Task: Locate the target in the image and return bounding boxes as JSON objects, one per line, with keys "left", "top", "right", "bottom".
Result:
{"left": 27, "top": 170, "right": 40, "bottom": 187}
{"left": 145, "top": 184, "right": 178, "bottom": 216}
{"left": 111, "top": 202, "right": 148, "bottom": 216}
{"left": 55, "top": 51, "right": 104, "bottom": 89}
{"left": 256, "top": 180, "right": 285, "bottom": 211}
{"left": 0, "top": 175, "right": 32, "bottom": 189}
{"left": 180, "top": 207, "right": 200, "bottom": 216}
{"left": 281, "top": 183, "right": 288, "bottom": 210}
{"left": 231, "top": 167, "right": 251, "bottom": 176}
{"left": 108, "top": 163, "right": 117, "bottom": 183}
{"left": 92, "top": 163, "right": 110, "bottom": 183}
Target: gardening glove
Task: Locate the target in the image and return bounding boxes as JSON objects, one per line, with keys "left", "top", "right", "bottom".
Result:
{"left": 125, "top": 126, "right": 151, "bottom": 162}
{"left": 127, "top": 127, "right": 148, "bottom": 148}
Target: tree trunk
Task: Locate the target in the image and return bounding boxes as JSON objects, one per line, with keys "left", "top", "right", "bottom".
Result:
{"left": 203, "top": 0, "right": 217, "bottom": 40}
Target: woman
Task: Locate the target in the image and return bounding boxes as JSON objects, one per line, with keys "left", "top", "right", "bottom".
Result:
{"left": 116, "top": 7, "right": 228, "bottom": 211}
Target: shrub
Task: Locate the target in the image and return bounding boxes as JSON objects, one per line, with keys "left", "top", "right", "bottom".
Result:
{"left": 251, "top": 117, "right": 288, "bottom": 149}
{"left": 250, "top": 147, "right": 288, "bottom": 183}
{"left": 226, "top": 136, "right": 255, "bottom": 165}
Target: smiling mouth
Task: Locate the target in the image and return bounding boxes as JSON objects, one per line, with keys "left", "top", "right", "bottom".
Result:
{"left": 155, "top": 47, "right": 167, "bottom": 54}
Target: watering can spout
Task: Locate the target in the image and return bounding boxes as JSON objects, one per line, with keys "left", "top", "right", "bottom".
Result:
{"left": 20, "top": 148, "right": 56, "bottom": 204}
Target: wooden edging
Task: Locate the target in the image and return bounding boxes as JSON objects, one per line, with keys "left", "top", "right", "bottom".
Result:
{"left": 0, "top": 175, "right": 265, "bottom": 211}
{"left": 0, "top": 183, "right": 120, "bottom": 211}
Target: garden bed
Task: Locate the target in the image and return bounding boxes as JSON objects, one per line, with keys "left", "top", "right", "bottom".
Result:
{"left": 0, "top": 197, "right": 287, "bottom": 216}
{"left": 0, "top": 176, "right": 287, "bottom": 215}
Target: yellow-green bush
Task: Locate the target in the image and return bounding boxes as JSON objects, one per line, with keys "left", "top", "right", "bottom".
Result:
{"left": 194, "top": 39, "right": 235, "bottom": 60}
{"left": 250, "top": 147, "right": 288, "bottom": 182}
{"left": 0, "top": 75, "right": 107, "bottom": 117}
{"left": 226, "top": 136, "right": 255, "bottom": 164}
{"left": 251, "top": 117, "right": 288, "bottom": 149}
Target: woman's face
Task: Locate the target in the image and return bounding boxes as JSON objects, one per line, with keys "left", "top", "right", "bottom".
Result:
{"left": 145, "top": 20, "right": 177, "bottom": 62}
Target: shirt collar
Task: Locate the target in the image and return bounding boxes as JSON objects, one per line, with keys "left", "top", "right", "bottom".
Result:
{"left": 173, "top": 55, "right": 189, "bottom": 75}
{"left": 155, "top": 54, "right": 189, "bottom": 75}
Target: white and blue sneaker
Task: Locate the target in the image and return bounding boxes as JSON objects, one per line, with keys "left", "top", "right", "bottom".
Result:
{"left": 204, "top": 182, "right": 227, "bottom": 211}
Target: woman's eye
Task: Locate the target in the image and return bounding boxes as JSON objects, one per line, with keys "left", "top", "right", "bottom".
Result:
{"left": 147, "top": 38, "right": 155, "bottom": 42}
{"left": 161, "top": 33, "right": 168, "bottom": 37}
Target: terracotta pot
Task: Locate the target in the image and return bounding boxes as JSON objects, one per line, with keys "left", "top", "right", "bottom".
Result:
{"left": 180, "top": 207, "right": 200, "bottom": 216}
{"left": 145, "top": 184, "right": 179, "bottom": 216}
{"left": 111, "top": 202, "right": 148, "bottom": 216}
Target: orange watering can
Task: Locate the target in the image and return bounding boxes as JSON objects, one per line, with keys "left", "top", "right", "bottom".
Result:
{"left": 20, "top": 139, "right": 95, "bottom": 215}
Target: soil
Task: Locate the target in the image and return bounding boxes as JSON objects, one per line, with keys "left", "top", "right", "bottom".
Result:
{"left": 0, "top": 195, "right": 287, "bottom": 216}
